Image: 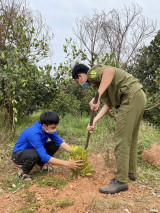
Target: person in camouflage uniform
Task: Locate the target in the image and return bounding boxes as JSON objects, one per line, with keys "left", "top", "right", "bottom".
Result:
{"left": 72, "top": 64, "right": 147, "bottom": 194}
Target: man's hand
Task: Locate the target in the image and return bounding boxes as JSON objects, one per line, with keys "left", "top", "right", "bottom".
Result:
{"left": 48, "top": 157, "right": 83, "bottom": 169}
{"left": 89, "top": 98, "right": 100, "bottom": 111}
{"left": 66, "top": 159, "right": 83, "bottom": 170}
{"left": 87, "top": 120, "right": 96, "bottom": 132}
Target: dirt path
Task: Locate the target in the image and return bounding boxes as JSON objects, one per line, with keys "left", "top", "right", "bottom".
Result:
{"left": 0, "top": 153, "right": 160, "bottom": 213}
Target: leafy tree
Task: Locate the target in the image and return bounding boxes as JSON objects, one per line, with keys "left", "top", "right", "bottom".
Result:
{"left": 0, "top": 0, "right": 53, "bottom": 62}
{"left": 14, "top": 64, "right": 56, "bottom": 116}
{"left": 63, "top": 38, "right": 120, "bottom": 68}
{"left": 0, "top": 0, "right": 54, "bottom": 134}
{"left": 51, "top": 79, "right": 94, "bottom": 117}
{"left": 131, "top": 31, "right": 160, "bottom": 125}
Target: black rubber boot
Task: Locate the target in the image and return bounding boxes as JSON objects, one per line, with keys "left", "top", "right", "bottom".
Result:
{"left": 99, "top": 178, "right": 128, "bottom": 194}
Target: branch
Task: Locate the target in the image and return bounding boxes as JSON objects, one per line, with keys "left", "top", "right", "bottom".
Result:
{"left": 145, "top": 100, "right": 160, "bottom": 111}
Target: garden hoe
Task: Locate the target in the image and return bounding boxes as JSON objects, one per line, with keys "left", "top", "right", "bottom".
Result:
{"left": 85, "top": 91, "right": 99, "bottom": 149}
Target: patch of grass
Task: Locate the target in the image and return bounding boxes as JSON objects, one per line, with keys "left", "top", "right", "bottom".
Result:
{"left": 138, "top": 122, "right": 160, "bottom": 157}
{"left": 14, "top": 190, "right": 41, "bottom": 213}
{"left": 1, "top": 176, "right": 34, "bottom": 192}
{"left": 137, "top": 161, "right": 160, "bottom": 191}
{"left": 0, "top": 168, "right": 68, "bottom": 193}
{"left": 88, "top": 196, "right": 133, "bottom": 212}
{"left": 0, "top": 110, "right": 42, "bottom": 162}
{"left": 1, "top": 171, "right": 67, "bottom": 193}
{"left": 14, "top": 207, "right": 34, "bottom": 213}
{"left": 58, "top": 114, "right": 90, "bottom": 146}
{"left": 14, "top": 203, "right": 41, "bottom": 213}
{"left": 15, "top": 110, "right": 42, "bottom": 137}
{"left": 51, "top": 208, "right": 55, "bottom": 213}
{"left": 45, "top": 199, "right": 53, "bottom": 205}
{"left": 1, "top": 170, "right": 46, "bottom": 192}
{"left": 89, "top": 116, "right": 115, "bottom": 153}
{"left": 39, "top": 176, "right": 67, "bottom": 189}
{"left": 138, "top": 160, "right": 160, "bottom": 171}
{"left": 24, "top": 190, "right": 36, "bottom": 204}
{"left": 54, "top": 149, "right": 69, "bottom": 160}
{"left": 56, "top": 198, "right": 74, "bottom": 208}
{"left": 14, "top": 191, "right": 40, "bottom": 213}
{"left": 137, "top": 138, "right": 151, "bottom": 156}
{"left": 0, "top": 143, "right": 13, "bottom": 161}
{"left": 58, "top": 113, "right": 115, "bottom": 153}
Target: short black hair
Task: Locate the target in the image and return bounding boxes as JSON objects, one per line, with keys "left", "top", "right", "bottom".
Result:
{"left": 40, "top": 111, "right": 59, "bottom": 125}
{"left": 72, "top": 63, "right": 89, "bottom": 79}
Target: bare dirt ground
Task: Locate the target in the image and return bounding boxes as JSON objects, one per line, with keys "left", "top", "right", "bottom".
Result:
{"left": 0, "top": 153, "right": 160, "bottom": 213}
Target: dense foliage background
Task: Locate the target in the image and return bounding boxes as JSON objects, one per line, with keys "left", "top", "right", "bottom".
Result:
{"left": 0, "top": 0, "right": 159, "bottom": 141}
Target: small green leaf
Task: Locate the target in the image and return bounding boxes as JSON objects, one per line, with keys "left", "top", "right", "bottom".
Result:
{"left": 14, "top": 117, "right": 17, "bottom": 122}
{"left": 85, "top": 173, "right": 92, "bottom": 176}
{"left": 1, "top": 52, "right": 5, "bottom": 59}
{"left": 13, "top": 108, "right": 17, "bottom": 113}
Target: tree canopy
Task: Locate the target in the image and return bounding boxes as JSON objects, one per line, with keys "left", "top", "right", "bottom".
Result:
{"left": 130, "top": 31, "right": 160, "bottom": 125}
{"left": 0, "top": 0, "right": 54, "bottom": 134}
{"left": 73, "top": 4, "right": 157, "bottom": 67}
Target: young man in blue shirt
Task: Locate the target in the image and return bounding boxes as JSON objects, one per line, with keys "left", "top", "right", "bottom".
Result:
{"left": 12, "top": 111, "right": 82, "bottom": 181}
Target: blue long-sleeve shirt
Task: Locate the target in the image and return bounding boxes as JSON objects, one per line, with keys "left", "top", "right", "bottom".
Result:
{"left": 13, "top": 121, "right": 64, "bottom": 163}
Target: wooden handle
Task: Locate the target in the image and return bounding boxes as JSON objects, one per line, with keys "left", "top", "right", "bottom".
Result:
{"left": 89, "top": 92, "right": 99, "bottom": 126}
{"left": 85, "top": 91, "right": 99, "bottom": 149}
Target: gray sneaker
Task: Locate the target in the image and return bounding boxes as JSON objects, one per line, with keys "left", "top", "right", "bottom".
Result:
{"left": 99, "top": 178, "right": 128, "bottom": 194}
{"left": 128, "top": 173, "right": 137, "bottom": 181}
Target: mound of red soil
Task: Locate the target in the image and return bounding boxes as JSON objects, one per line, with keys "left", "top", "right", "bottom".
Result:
{"left": 141, "top": 144, "right": 160, "bottom": 167}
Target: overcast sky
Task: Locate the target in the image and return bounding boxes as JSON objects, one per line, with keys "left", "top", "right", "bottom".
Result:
{"left": 28, "top": 0, "right": 160, "bottom": 66}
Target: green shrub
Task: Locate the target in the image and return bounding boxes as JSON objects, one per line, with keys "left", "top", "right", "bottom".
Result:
{"left": 69, "top": 145, "right": 93, "bottom": 178}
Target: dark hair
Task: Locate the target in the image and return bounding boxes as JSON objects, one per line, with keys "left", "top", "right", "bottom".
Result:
{"left": 72, "top": 63, "right": 89, "bottom": 79}
{"left": 40, "top": 111, "right": 59, "bottom": 125}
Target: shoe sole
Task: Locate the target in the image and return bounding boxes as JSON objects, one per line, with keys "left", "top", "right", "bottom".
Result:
{"left": 99, "top": 187, "right": 128, "bottom": 194}
{"left": 128, "top": 176, "right": 137, "bottom": 181}
{"left": 129, "top": 178, "right": 136, "bottom": 181}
